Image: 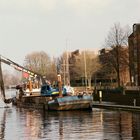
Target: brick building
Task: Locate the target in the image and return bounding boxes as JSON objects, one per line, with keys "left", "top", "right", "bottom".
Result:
{"left": 128, "top": 24, "right": 140, "bottom": 86}
{"left": 98, "top": 47, "right": 129, "bottom": 87}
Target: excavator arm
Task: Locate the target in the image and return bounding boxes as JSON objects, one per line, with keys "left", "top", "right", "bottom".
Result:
{"left": 1, "top": 56, "right": 38, "bottom": 77}
{"left": 0, "top": 55, "right": 45, "bottom": 104}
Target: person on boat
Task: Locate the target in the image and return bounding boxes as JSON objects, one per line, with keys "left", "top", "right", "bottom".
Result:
{"left": 64, "top": 83, "right": 74, "bottom": 95}
{"left": 16, "top": 84, "right": 24, "bottom": 99}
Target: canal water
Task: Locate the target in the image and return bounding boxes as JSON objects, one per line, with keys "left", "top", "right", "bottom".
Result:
{"left": 0, "top": 89, "right": 140, "bottom": 140}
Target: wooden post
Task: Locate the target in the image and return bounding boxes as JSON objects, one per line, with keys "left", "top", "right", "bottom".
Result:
{"left": 133, "top": 99, "right": 136, "bottom": 106}
{"left": 29, "top": 79, "right": 32, "bottom": 92}
{"left": 57, "top": 74, "right": 62, "bottom": 97}
{"left": 99, "top": 90, "right": 102, "bottom": 103}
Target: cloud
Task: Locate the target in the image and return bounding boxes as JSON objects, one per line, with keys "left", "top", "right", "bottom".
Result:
{"left": 0, "top": 0, "right": 58, "bottom": 14}
{"left": 64, "top": 0, "right": 112, "bottom": 14}
{"left": 37, "top": 0, "right": 57, "bottom": 12}
{"left": 0, "top": 0, "right": 112, "bottom": 15}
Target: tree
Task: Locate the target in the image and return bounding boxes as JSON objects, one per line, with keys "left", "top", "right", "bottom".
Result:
{"left": 75, "top": 50, "right": 101, "bottom": 88}
{"left": 3, "top": 69, "right": 21, "bottom": 87}
{"left": 57, "top": 51, "right": 71, "bottom": 85}
{"left": 24, "top": 51, "right": 58, "bottom": 82}
{"left": 105, "top": 23, "right": 131, "bottom": 87}
{"left": 47, "top": 57, "right": 58, "bottom": 82}
{"left": 24, "top": 51, "right": 51, "bottom": 75}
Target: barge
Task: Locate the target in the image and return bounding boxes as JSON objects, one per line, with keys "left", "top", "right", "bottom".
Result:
{"left": 13, "top": 82, "right": 93, "bottom": 111}
{"left": 0, "top": 56, "right": 93, "bottom": 111}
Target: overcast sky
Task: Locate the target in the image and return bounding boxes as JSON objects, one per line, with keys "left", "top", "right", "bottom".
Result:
{"left": 0, "top": 0, "right": 140, "bottom": 65}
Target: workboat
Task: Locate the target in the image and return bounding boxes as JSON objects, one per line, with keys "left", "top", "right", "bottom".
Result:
{"left": 48, "top": 95, "right": 93, "bottom": 111}
{"left": 0, "top": 56, "right": 93, "bottom": 111}
{"left": 14, "top": 81, "right": 93, "bottom": 111}
{"left": 40, "top": 79, "right": 93, "bottom": 111}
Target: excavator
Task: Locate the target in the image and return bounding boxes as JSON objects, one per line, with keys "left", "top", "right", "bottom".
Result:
{"left": 0, "top": 55, "right": 66, "bottom": 104}
{"left": 0, "top": 55, "right": 94, "bottom": 111}
{"left": 0, "top": 55, "right": 44, "bottom": 104}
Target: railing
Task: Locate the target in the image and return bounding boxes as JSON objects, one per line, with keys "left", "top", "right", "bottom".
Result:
{"left": 125, "top": 86, "right": 140, "bottom": 91}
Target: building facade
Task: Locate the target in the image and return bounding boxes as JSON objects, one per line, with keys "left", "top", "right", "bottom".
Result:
{"left": 98, "top": 47, "right": 129, "bottom": 87}
{"left": 128, "top": 24, "right": 140, "bottom": 86}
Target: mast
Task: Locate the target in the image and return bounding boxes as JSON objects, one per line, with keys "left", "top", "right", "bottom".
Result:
{"left": 84, "top": 50, "right": 87, "bottom": 92}
{"left": 66, "top": 50, "right": 70, "bottom": 84}
{"left": 66, "top": 39, "right": 70, "bottom": 85}
{"left": 63, "top": 59, "right": 66, "bottom": 85}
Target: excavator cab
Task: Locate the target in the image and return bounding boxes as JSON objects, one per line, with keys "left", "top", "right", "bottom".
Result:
{"left": 40, "top": 82, "right": 67, "bottom": 96}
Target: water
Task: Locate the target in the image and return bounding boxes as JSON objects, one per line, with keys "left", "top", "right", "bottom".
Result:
{"left": 0, "top": 90, "right": 140, "bottom": 140}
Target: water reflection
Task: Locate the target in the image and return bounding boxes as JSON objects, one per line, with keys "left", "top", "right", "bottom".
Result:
{"left": 0, "top": 109, "right": 6, "bottom": 139}
{"left": 0, "top": 106, "right": 140, "bottom": 139}
{"left": 132, "top": 113, "right": 140, "bottom": 140}
{"left": 102, "top": 111, "right": 133, "bottom": 140}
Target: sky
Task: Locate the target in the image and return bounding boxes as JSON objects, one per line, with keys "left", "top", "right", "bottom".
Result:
{"left": 0, "top": 0, "right": 140, "bottom": 66}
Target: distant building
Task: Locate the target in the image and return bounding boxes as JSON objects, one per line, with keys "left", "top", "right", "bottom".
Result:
{"left": 98, "top": 47, "right": 129, "bottom": 87}
{"left": 128, "top": 24, "right": 140, "bottom": 86}
{"left": 98, "top": 48, "right": 117, "bottom": 87}
{"left": 69, "top": 50, "right": 81, "bottom": 86}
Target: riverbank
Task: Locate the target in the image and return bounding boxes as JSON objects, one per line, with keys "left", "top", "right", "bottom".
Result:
{"left": 92, "top": 88, "right": 140, "bottom": 112}
{"left": 93, "top": 89, "right": 140, "bottom": 106}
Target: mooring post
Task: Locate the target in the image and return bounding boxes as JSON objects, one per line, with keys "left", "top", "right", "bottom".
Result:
{"left": 99, "top": 90, "right": 102, "bottom": 103}
{"left": 133, "top": 99, "right": 136, "bottom": 106}
{"left": 57, "top": 74, "right": 62, "bottom": 97}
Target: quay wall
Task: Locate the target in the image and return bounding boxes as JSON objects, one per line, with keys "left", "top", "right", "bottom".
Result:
{"left": 93, "top": 89, "right": 140, "bottom": 106}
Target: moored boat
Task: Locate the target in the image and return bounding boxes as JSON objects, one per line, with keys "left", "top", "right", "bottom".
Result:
{"left": 48, "top": 95, "right": 93, "bottom": 111}
{"left": 0, "top": 56, "right": 93, "bottom": 111}
{"left": 15, "top": 82, "right": 93, "bottom": 111}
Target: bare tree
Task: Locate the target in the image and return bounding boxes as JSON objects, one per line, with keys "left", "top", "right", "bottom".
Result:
{"left": 3, "top": 69, "right": 21, "bottom": 87}
{"left": 75, "top": 50, "right": 101, "bottom": 88}
{"left": 47, "top": 57, "right": 58, "bottom": 82}
{"left": 24, "top": 51, "right": 51, "bottom": 76}
{"left": 57, "top": 51, "right": 71, "bottom": 85}
{"left": 24, "top": 51, "right": 58, "bottom": 82}
{"left": 105, "top": 23, "right": 131, "bottom": 87}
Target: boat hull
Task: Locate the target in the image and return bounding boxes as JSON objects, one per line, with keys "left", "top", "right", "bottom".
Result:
{"left": 48, "top": 95, "right": 93, "bottom": 111}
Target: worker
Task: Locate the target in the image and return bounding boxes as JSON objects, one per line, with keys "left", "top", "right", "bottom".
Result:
{"left": 64, "top": 83, "right": 74, "bottom": 95}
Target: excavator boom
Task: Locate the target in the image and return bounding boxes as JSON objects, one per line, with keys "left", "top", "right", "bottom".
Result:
{"left": 0, "top": 55, "right": 44, "bottom": 104}
{"left": 1, "top": 56, "right": 40, "bottom": 77}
